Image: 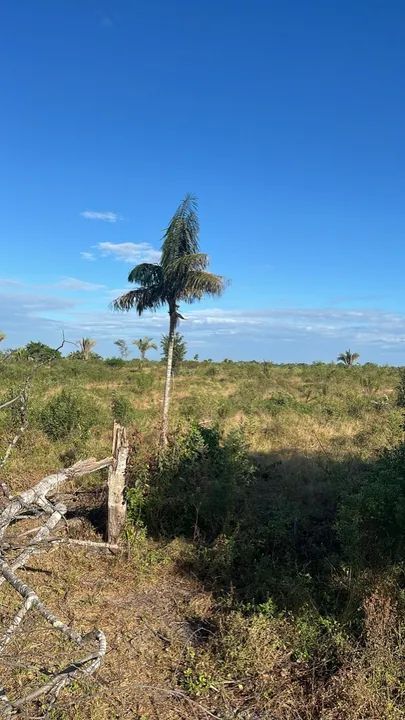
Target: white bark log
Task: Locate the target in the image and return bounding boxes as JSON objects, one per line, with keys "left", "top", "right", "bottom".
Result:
{"left": 0, "top": 456, "right": 112, "bottom": 540}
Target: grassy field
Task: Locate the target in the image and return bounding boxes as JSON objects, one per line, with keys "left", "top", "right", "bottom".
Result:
{"left": 0, "top": 356, "right": 404, "bottom": 719}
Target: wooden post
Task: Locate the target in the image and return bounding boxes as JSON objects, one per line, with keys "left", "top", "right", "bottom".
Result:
{"left": 107, "top": 423, "right": 129, "bottom": 544}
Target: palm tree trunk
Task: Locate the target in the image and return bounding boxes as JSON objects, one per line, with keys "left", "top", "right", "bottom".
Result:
{"left": 161, "top": 310, "right": 176, "bottom": 446}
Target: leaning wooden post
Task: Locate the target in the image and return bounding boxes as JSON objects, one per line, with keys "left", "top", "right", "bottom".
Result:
{"left": 107, "top": 422, "right": 129, "bottom": 544}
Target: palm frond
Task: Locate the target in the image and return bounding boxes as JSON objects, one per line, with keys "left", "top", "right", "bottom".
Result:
{"left": 133, "top": 336, "right": 156, "bottom": 347}
{"left": 166, "top": 253, "right": 209, "bottom": 274}
{"left": 133, "top": 336, "right": 157, "bottom": 357}
{"left": 128, "top": 263, "right": 163, "bottom": 286}
{"left": 112, "top": 196, "right": 227, "bottom": 328}
{"left": 112, "top": 285, "right": 164, "bottom": 314}
{"left": 180, "top": 271, "right": 226, "bottom": 301}
{"left": 161, "top": 194, "right": 200, "bottom": 268}
{"left": 337, "top": 349, "right": 359, "bottom": 366}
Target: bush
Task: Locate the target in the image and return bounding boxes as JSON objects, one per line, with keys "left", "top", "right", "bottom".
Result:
{"left": 111, "top": 394, "right": 135, "bottom": 425}
{"left": 337, "top": 443, "right": 405, "bottom": 567}
{"left": 39, "top": 390, "right": 97, "bottom": 441}
{"left": 25, "top": 341, "right": 61, "bottom": 363}
{"left": 128, "top": 424, "right": 254, "bottom": 540}
{"left": 131, "top": 372, "right": 154, "bottom": 392}
{"left": 67, "top": 350, "right": 102, "bottom": 361}
{"left": 105, "top": 357, "right": 126, "bottom": 368}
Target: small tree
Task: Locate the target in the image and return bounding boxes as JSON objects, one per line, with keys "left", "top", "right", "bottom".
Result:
{"left": 25, "top": 341, "right": 61, "bottom": 363}
{"left": 78, "top": 338, "right": 96, "bottom": 360}
{"left": 337, "top": 349, "right": 360, "bottom": 367}
{"left": 133, "top": 336, "right": 157, "bottom": 361}
{"left": 161, "top": 333, "right": 186, "bottom": 374}
{"left": 114, "top": 339, "right": 129, "bottom": 359}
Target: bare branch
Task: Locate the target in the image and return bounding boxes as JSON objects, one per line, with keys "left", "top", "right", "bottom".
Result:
{"left": 0, "top": 425, "right": 126, "bottom": 715}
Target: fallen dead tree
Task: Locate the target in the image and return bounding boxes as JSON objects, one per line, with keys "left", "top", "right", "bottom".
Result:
{"left": 0, "top": 424, "right": 129, "bottom": 717}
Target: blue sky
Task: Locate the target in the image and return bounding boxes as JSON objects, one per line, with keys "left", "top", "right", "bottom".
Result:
{"left": 1, "top": 0, "right": 404, "bottom": 362}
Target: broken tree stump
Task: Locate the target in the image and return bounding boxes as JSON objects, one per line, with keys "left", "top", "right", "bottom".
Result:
{"left": 107, "top": 422, "right": 129, "bottom": 544}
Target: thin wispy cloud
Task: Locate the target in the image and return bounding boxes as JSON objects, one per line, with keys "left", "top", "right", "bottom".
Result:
{"left": 71, "top": 306, "right": 405, "bottom": 357}
{"left": 97, "top": 242, "right": 161, "bottom": 264}
{"left": 1, "top": 278, "right": 404, "bottom": 361}
{"left": 0, "top": 278, "right": 23, "bottom": 287}
{"left": 55, "top": 277, "right": 106, "bottom": 292}
{"left": 80, "top": 251, "right": 95, "bottom": 262}
{"left": 80, "top": 210, "right": 119, "bottom": 223}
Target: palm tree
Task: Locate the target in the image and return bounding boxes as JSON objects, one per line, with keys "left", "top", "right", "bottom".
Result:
{"left": 337, "top": 349, "right": 360, "bottom": 367}
{"left": 0, "top": 332, "right": 5, "bottom": 343}
{"left": 114, "top": 339, "right": 130, "bottom": 359}
{"left": 78, "top": 337, "right": 96, "bottom": 360}
{"left": 113, "top": 194, "right": 225, "bottom": 444}
{"left": 133, "top": 336, "right": 157, "bottom": 361}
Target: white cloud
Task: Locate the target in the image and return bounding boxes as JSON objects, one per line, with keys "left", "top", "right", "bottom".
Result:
{"left": 1, "top": 279, "right": 405, "bottom": 363}
{"left": 80, "top": 251, "right": 95, "bottom": 262}
{"left": 97, "top": 242, "right": 161, "bottom": 264}
{"left": 80, "top": 210, "right": 119, "bottom": 223}
{"left": 59, "top": 306, "right": 405, "bottom": 353}
{"left": 55, "top": 277, "right": 106, "bottom": 292}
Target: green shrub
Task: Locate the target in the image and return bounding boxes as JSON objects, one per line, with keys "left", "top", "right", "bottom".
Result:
{"left": 104, "top": 357, "right": 126, "bottom": 368}
{"left": 131, "top": 424, "right": 254, "bottom": 540}
{"left": 337, "top": 443, "right": 405, "bottom": 567}
{"left": 131, "top": 372, "right": 154, "bottom": 392}
{"left": 216, "top": 398, "right": 234, "bottom": 419}
{"left": 260, "top": 394, "right": 311, "bottom": 415}
{"left": 39, "top": 390, "right": 97, "bottom": 441}
{"left": 178, "top": 395, "right": 208, "bottom": 421}
{"left": 25, "top": 341, "right": 61, "bottom": 363}
{"left": 111, "top": 394, "right": 135, "bottom": 425}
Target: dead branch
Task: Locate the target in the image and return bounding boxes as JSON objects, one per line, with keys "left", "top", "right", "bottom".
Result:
{"left": 0, "top": 456, "right": 112, "bottom": 540}
{"left": 0, "top": 342, "right": 128, "bottom": 716}
{"left": 0, "top": 396, "right": 21, "bottom": 412}
{"left": 0, "top": 435, "right": 125, "bottom": 715}
{"left": 0, "top": 502, "right": 67, "bottom": 588}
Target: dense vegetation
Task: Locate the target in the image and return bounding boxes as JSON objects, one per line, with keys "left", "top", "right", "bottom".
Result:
{"left": 0, "top": 353, "right": 404, "bottom": 718}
